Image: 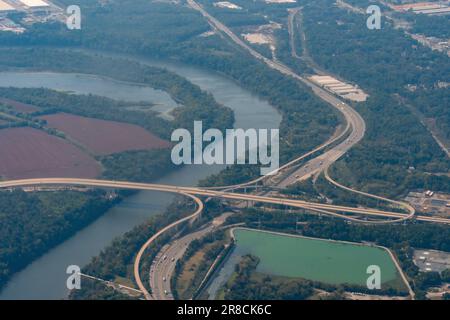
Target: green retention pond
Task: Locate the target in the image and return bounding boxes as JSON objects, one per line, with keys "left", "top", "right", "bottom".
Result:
{"left": 233, "top": 228, "right": 404, "bottom": 288}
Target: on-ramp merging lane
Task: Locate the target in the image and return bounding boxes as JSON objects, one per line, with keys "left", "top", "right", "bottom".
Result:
{"left": 187, "top": 0, "right": 365, "bottom": 191}
{"left": 2, "top": 2, "right": 445, "bottom": 300}
{"left": 149, "top": 212, "right": 233, "bottom": 300}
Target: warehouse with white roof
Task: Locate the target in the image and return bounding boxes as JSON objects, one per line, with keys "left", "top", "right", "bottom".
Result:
{"left": 0, "top": 0, "right": 15, "bottom": 12}
{"left": 18, "top": 0, "right": 49, "bottom": 8}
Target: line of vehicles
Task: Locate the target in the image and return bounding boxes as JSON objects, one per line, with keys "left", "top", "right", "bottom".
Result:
{"left": 150, "top": 252, "right": 176, "bottom": 297}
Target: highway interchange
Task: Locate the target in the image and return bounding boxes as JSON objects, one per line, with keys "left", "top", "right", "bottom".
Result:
{"left": 186, "top": 0, "right": 365, "bottom": 190}
{"left": 1, "top": 176, "right": 449, "bottom": 301}
{"left": 149, "top": 1, "right": 449, "bottom": 300}
{"left": 1, "top": 178, "right": 436, "bottom": 221}
{"left": 0, "top": 0, "right": 447, "bottom": 301}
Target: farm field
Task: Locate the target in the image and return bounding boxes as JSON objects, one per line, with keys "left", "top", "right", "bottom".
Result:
{"left": 40, "top": 113, "right": 171, "bottom": 156}
{"left": 232, "top": 228, "right": 405, "bottom": 289}
{"left": 0, "top": 127, "right": 101, "bottom": 179}
{"left": 0, "top": 97, "right": 40, "bottom": 114}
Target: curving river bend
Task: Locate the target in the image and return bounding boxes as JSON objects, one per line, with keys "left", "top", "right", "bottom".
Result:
{"left": 0, "top": 58, "right": 281, "bottom": 300}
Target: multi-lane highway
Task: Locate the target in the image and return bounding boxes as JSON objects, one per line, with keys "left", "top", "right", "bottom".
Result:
{"left": 278, "top": 101, "right": 365, "bottom": 186}
{"left": 187, "top": 0, "right": 365, "bottom": 191}
{"left": 185, "top": 1, "right": 398, "bottom": 229}
{"left": 7, "top": 177, "right": 440, "bottom": 300}
{"left": 150, "top": 227, "right": 211, "bottom": 300}
{"left": 1, "top": 178, "right": 448, "bottom": 224}
{"left": 133, "top": 192, "right": 204, "bottom": 300}
{"left": 2, "top": 1, "right": 445, "bottom": 301}
{"left": 149, "top": 212, "right": 233, "bottom": 300}
{"left": 111, "top": 2, "right": 448, "bottom": 301}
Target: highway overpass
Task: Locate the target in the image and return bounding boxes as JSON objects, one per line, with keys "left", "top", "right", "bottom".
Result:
{"left": 1, "top": 178, "right": 449, "bottom": 224}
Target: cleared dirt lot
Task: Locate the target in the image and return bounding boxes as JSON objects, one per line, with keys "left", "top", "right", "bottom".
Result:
{"left": 0, "top": 127, "right": 101, "bottom": 179}
{"left": 40, "top": 113, "right": 171, "bottom": 156}
{"left": 0, "top": 97, "right": 40, "bottom": 114}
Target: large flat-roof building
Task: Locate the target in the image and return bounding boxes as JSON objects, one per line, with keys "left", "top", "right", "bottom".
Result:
{"left": 392, "top": 1, "right": 450, "bottom": 16}
{"left": 18, "top": 0, "right": 49, "bottom": 8}
{"left": 0, "top": 0, "right": 63, "bottom": 33}
{"left": 309, "top": 75, "right": 368, "bottom": 102}
{"left": 0, "top": 0, "right": 15, "bottom": 12}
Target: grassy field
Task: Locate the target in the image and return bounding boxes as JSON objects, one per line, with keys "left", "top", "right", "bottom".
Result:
{"left": 176, "top": 246, "right": 209, "bottom": 299}
{"left": 233, "top": 228, "right": 404, "bottom": 289}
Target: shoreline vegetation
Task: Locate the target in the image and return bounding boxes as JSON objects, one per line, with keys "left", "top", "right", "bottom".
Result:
{"left": 219, "top": 209, "right": 450, "bottom": 300}
{"left": 229, "top": 228, "right": 409, "bottom": 290}
{"left": 0, "top": 13, "right": 339, "bottom": 293}
{"left": 0, "top": 189, "right": 120, "bottom": 291}
{"left": 0, "top": 50, "right": 234, "bottom": 292}
{"left": 0, "top": 0, "right": 448, "bottom": 300}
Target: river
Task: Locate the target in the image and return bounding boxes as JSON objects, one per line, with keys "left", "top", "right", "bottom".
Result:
{"left": 0, "top": 58, "right": 281, "bottom": 299}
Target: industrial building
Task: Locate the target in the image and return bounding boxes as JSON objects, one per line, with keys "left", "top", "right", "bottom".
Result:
{"left": 0, "top": 0, "right": 56, "bottom": 12}
{"left": 392, "top": 1, "right": 450, "bottom": 16}
{"left": 0, "top": 1, "right": 24, "bottom": 33}
{"left": 18, "top": 0, "right": 49, "bottom": 8}
{"left": 0, "top": 0, "right": 15, "bottom": 12}
{"left": 308, "top": 75, "right": 368, "bottom": 102}
{"left": 0, "top": 0, "right": 63, "bottom": 33}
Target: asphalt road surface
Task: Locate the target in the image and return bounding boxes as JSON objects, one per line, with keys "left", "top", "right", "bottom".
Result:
{"left": 150, "top": 213, "right": 233, "bottom": 300}
{"left": 187, "top": 0, "right": 365, "bottom": 190}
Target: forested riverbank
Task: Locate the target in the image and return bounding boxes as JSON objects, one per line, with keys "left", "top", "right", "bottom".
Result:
{"left": 300, "top": 0, "right": 450, "bottom": 197}
{"left": 0, "top": 49, "right": 234, "bottom": 293}
{"left": 1, "top": 0, "right": 448, "bottom": 300}
{"left": 0, "top": 190, "right": 119, "bottom": 291}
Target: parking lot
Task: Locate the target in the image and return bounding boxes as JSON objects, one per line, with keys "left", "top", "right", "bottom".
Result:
{"left": 413, "top": 249, "right": 450, "bottom": 273}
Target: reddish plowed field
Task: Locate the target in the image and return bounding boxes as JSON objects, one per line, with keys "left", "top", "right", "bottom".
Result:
{"left": 40, "top": 113, "right": 171, "bottom": 156}
{"left": 0, "top": 97, "right": 40, "bottom": 114}
{"left": 0, "top": 127, "right": 101, "bottom": 179}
